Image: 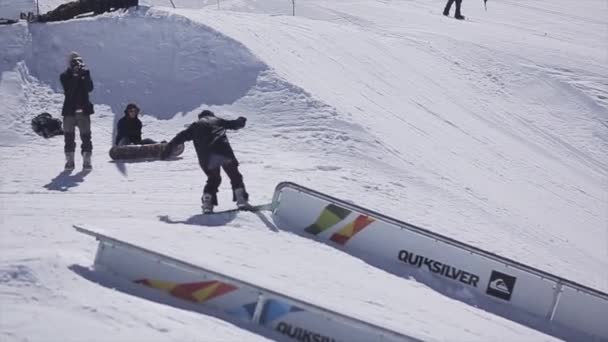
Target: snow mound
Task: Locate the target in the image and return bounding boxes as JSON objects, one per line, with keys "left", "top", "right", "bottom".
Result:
{"left": 21, "top": 7, "right": 267, "bottom": 119}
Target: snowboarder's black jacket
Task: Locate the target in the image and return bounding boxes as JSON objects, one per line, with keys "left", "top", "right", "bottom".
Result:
{"left": 60, "top": 68, "right": 94, "bottom": 116}
{"left": 163, "top": 112, "right": 246, "bottom": 169}
{"left": 115, "top": 115, "right": 142, "bottom": 145}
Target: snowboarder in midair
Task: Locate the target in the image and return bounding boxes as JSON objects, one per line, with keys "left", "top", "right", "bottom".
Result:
{"left": 161, "top": 110, "right": 249, "bottom": 213}
{"left": 115, "top": 103, "right": 157, "bottom": 146}
{"left": 443, "top": 0, "right": 465, "bottom": 20}
{"left": 61, "top": 52, "right": 94, "bottom": 170}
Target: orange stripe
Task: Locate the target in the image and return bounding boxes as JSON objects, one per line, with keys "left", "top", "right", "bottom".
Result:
{"left": 330, "top": 215, "right": 374, "bottom": 245}
{"left": 136, "top": 279, "right": 238, "bottom": 303}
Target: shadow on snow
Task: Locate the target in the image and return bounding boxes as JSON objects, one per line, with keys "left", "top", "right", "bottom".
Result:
{"left": 43, "top": 169, "right": 91, "bottom": 191}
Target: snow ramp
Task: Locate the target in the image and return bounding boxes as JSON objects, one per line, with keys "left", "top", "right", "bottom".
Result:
{"left": 18, "top": 7, "right": 267, "bottom": 118}
{"left": 271, "top": 182, "right": 608, "bottom": 341}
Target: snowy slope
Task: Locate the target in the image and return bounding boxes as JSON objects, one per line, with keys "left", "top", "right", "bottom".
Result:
{"left": 1, "top": 0, "right": 606, "bottom": 341}
{"left": 168, "top": 2, "right": 607, "bottom": 290}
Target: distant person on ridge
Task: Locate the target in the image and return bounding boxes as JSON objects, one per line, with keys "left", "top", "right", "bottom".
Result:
{"left": 443, "top": 0, "right": 465, "bottom": 20}
{"left": 160, "top": 110, "right": 250, "bottom": 214}
{"left": 61, "top": 52, "right": 94, "bottom": 170}
{"left": 24, "top": 0, "right": 138, "bottom": 23}
{"left": 115, "top": 103, "right": 157, "bottom": 146}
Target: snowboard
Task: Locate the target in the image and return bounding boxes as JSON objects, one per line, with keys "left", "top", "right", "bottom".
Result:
{"left": 109, "top": 142, "right": 185, "bottom": 161}
{"left": 204, "top": 203, "right": 273, "bottom": 215}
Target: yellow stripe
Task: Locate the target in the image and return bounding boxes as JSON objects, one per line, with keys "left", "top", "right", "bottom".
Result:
{"left": 338, "top": 221, "right": 356, "bottom": 237}
{"left": 146, "top": 279, "right": 177, "bottom": 291}
{"left": 192, "top": 283, "right": 219, "bottom": 302}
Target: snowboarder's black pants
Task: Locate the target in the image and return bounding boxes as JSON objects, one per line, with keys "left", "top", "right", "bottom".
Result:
{"left": 202, "top": 160, "right": 246, "bottom": 205}
{"left": 63, "top": 113, "right": 92, "bottom": 153}
{"left": 443, "top": 0, "right": 462, "bottom": 16}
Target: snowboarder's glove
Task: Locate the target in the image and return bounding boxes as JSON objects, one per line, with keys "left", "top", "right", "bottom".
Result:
{"left": 235, "top": 116, "right": 247, "bottom": 128}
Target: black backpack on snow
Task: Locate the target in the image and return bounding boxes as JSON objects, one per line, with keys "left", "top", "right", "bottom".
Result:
{"left": 31, "top": 113, "right": 64, "bottom": 138}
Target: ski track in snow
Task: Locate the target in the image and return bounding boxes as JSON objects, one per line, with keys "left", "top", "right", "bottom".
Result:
{"left": 1, "top": 0, "right": 607, "bottom": 341}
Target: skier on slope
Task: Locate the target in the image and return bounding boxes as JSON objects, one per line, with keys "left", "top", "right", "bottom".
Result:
{"left": 115, "top": 103, "right": 157, "bottom": 146}
{"left": 160, "top": 110, "right": 250, "bottom": 213}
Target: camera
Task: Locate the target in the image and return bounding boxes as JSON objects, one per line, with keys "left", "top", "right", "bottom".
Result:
{"left": 71, "top": 58, "right": 85, "bottom": 70}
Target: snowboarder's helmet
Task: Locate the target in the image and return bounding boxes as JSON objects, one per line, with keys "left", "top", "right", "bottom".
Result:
{"left": 198, "top": 110, "right": 214, "bottom": 118}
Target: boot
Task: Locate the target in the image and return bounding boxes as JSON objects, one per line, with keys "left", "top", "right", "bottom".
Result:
{"left": 82, "top": 152, "right": 92, "bottom": 170}
{"left": 443, "top": 0, "right": 452, "bottom": 16}
{"left": 454, "top": 1, "right": 465, "bottom": 20}
{"left": 234, "top": 188, "right": 249, "bottom": 209}
{"left": 64, "top": 152, "right": 75, "bottom": 170}
{"left": 202, "top": 193, "right": 214, "bottom": 214}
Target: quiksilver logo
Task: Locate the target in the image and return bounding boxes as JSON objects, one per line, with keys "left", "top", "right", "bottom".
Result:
{"left": 276, "top": 322, "right": 336, "bottom": 342}
{"left": 486, "top": 271, "right": 516, "bottom": 301}
{"left": 489, "top": 278, "right": 511, "bottom": 294}
{"left": 398, "top": 250, "right": 480, "bottom": 287}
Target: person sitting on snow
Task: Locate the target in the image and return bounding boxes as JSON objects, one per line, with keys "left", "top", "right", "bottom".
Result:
{"left": 115, "top": 103, "right": 157, "bottom": 146}
{"left": 160, "top": 109, "right": 250, "bottom": 214}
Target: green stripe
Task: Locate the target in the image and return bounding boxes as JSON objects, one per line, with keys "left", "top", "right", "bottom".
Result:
{"left": 326, "top": 204, "right": 351, "bottom": 220}
{"left": 304, "top": 204, "right": 351, "bottom": 235}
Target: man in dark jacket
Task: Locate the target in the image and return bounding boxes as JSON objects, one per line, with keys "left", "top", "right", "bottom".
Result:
{"left": 443, "top": 0, "right": 465, "bottom": 20}
{"left": 161, "top": 110, "right": 249, "bottom": 213}
{"left": 61, "top": 52, "right": 94, "bottom": 170}
{"left": 115, "top": 103, "right": 156, "bottom": 145}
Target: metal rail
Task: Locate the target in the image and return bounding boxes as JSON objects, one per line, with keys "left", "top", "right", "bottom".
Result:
{"left": 272, "top": 181, "right": 608, "bottom": 300}
{"left": 74, "top": 224, "right": 420, "bottom": 342}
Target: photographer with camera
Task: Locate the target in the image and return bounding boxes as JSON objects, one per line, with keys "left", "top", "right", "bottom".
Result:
{"left": 60, "top": 52, "right": 94, "bottom": 170}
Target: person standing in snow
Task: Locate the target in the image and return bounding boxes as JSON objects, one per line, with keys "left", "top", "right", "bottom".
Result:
{"left": 443, "top": 0, "right": 465, "bottom": 20}
{"left": 115, "top": 103, "right": 157, "bottom": 145}
{"left": 160, "top": 110, "right": 249, "bottom": 213}
{"left": 61, "top": 52, "right": 94, "bottom": 170}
